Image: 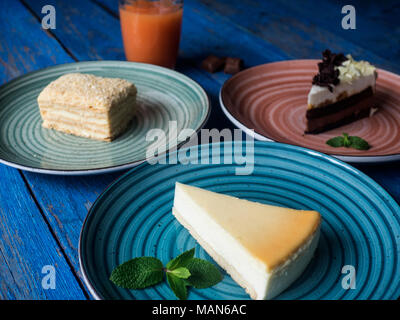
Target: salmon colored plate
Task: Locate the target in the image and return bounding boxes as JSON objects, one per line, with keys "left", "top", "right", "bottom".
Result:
{"left": 220, "top": 60, "right": 400, "bottom": 163}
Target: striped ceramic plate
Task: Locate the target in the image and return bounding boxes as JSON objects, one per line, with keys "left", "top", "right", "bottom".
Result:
{"left": 79, "top": 141, "right": 400, "bottom": 300}
{"left": 0, "top": 61, "right": 210, "bottom": 174}
{"left": 220, "top": 60, "right": 400, "bottom": 163}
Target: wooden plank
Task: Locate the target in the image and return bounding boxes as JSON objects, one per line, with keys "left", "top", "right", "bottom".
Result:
{"left": 23, "top": 171, "right": 122, "bottom": 270}
{"left": 0, "top": 0, "right": 87, "bottom": 299}
{"left": 26, "top": 0, "right": 289, "bottom": 79}
{"left": 355, "top": 164, "right": 400, "bottom": 204}
{"left": 0, "top": 1, "right": 74, "bottom": 83}
{"left": 195, "top": 0, "right": 400, "bottom": 74}
{"left": 0, "top": 0, "right": 123, "bottom": 293}
{"left": 0, "top": 166, "right": 87, "bottom": 299}
{"left": 274, "top": 0, "right": 400, "bottom": 62}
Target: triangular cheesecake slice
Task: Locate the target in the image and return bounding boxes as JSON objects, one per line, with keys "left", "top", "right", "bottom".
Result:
{"left": 172, "top": 182, "right": 321, "bottom": 300}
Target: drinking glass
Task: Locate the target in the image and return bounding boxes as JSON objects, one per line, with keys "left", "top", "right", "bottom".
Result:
{"left": 119, "top": 0, "right": 184, "bottom": 69}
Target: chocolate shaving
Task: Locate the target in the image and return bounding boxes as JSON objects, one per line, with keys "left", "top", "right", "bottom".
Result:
{"left": 312, "top": 49, "right": 347, "bottom": 92}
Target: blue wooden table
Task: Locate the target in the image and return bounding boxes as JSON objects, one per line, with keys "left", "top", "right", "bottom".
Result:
{"left": 0, "top": 0, "right": 399, "bottom": 300}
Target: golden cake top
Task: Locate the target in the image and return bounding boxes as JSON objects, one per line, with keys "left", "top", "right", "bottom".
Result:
{"left": 174, "top": 183, "right": 321, "bottom": 271}
{"left": 37, "top": 73, "right": 137, "bottom": 110}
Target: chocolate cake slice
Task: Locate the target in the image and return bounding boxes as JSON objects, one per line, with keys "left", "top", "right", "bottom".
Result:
{"left": 305, "top": 50, "right": 377, "bottom": 134}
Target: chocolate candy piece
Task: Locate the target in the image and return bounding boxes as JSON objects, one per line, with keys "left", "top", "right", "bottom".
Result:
{"left": 224, "top": 57, "right": 243, "bottom": 74}
{"left": 201, "top": 55, "right": 225, "bottom": 73}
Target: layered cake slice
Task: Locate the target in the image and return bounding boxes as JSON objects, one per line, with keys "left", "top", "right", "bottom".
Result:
{"left": 38, "top": 73, "right": 137, "bottom": 141}
{"left": 306, "top": 50, "right": 377, "bottom": 133}
{"left": 172, "top": 182, "right": 321, "bottom": 300}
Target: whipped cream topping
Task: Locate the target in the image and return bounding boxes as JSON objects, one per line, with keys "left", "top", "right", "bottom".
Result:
{"left": 308, "top": 53, "right": 377, "bottom": 109}
{"left": 337, "top": 55, "right": 376, "bottom": 84}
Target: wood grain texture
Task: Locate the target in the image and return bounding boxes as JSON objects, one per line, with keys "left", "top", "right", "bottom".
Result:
{"left": 0, "top": 165, "right": 87, "bottom": 299}
{"left": 272, "top": 0, "right": 400, "bottom": 63}
{"left": 0, "top": 0, "right": 87, "bottom": 299}
{"left": 197, "top": 0, "right": 400, "bottom": 74}
{"left": 0, "top": 0, "right": 74, "bottom": 83}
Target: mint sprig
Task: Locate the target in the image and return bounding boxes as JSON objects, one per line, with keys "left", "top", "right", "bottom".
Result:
{"left": 185, "top": 258, "right": 223, "bottom": 289}
{"left": 169, "top": 267, "right": 191, "bottom": 279}
{"left": 109, "top": 248, "right": 223, "bottom": 300}
{"left": 326, "top": 133, "right": 370, "bottom": 150}
{"left": 166, "top": 248, "right": 195, "bottom": 270}
{"left": 166, "top": 273, "right": 188, "bottom": 300}
{"left": 109, "top": 257, "right": 164, "bottom": 289}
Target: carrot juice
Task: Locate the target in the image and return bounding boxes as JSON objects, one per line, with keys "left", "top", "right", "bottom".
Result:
{"left": 119, "top": 0, "right": 183, "bottom": 68}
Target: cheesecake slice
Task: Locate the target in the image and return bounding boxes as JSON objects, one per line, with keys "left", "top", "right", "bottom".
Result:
{"left": 172, "top": 182, "right": 321, "bottom": 300}
{"left": 38, "top": 73, "right": 137, "bottom": 141}
{"left": 306, "top": 50, "right": 377, "bottom": 133}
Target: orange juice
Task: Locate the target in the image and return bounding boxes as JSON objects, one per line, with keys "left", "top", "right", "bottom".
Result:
{"left": 119, "top": 0, "right": 183, "bottom": 68}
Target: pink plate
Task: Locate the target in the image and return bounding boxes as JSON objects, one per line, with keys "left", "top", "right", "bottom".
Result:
{"left": 220, "top": 60, "right": 400, "bottom": 163}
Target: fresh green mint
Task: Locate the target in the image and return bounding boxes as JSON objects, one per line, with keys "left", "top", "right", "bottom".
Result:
{"left": 185, "top": 258, "right": 223, "bottom": 289}
{"left": 326, "top": 133, "right": 370, "bottom": 150}
{"left": 109, "top": 257, "right": 164, "bottom": 289}
{"left": 109, "top": 248, "right": 223, "bottom": 300}
{"left": 166, "top": 272, "right": 188, "bottom": 300}
{"left": 166, "top": 248, "right": 195, "bottom": 270}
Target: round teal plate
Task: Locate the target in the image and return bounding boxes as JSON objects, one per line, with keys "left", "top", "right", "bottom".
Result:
{"left": 0, "top": 61, "right": 209, "bottom": 174}
{"left": 79, "top": 141, "right": 400, "bottom": 300}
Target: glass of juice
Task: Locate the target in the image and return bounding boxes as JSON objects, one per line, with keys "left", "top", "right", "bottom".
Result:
{"left": 119, "top": 0, "right": 184, "bottom": 69}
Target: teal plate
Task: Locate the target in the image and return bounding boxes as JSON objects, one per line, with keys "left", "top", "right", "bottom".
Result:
{"left": 0, "top": 61, "right": 210, "bottom": 174}
{"left": 79, "top": 141, "right": 400, "bottom": 300}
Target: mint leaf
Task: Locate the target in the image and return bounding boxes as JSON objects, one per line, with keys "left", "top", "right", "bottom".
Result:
{"left": 169, "top": 267, "right": 191, "bottom": 279}
{"left": 166, "top": 248, "right": 195, "bottom": 270}
{"left": 342, "top": 133, "right": 351, "bottom": 147}
{"left": 326, "top": 136, "right": 344, "bottom": 148}
{"left": 185, "top": 258, "right": 223, "bottom": 289}
{"left": 110, "top": 248, "right": 223, "bottom": 298}
{"left": 110, "top": 257, "right": 164, "bottom": 289}
{"left": 349, "top": 136, "right": 370, "bottom": 150}
{"left": 167, "top": 273, "right": 188, "bottom": 300}
{"left": 326, "top": 133, "right": 370, "bottom": 151}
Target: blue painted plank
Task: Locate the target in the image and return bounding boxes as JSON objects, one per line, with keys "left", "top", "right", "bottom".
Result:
{"left": 354, "top": 163, "right": 400, "bottom": 205}
{"left": 278, "top": 0, "right": 400, "bottom": 62}
{"left": 26, "top": 0, "right": 289, "bottom": 81}
{"left": 0, "top": 166, "right": 87, "bottom": 299}
{"left": 0, "top": 0, "right": 74, "bottom": 83}
{"left": 195, "top": 0, "right": 400, "bottom": 74}
{"left": 0, "top": 0, "right": 87, "bottom": 299}
{"left": 23, "top": 171, "right": 122, "bottom": 270}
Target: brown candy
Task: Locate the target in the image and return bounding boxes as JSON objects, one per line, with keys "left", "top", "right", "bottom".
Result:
{"left": 224, "top": 57, "right": 243, "bottom": 75}
{"left": 201, "top": 55, "right": 226, "bottom": 73}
